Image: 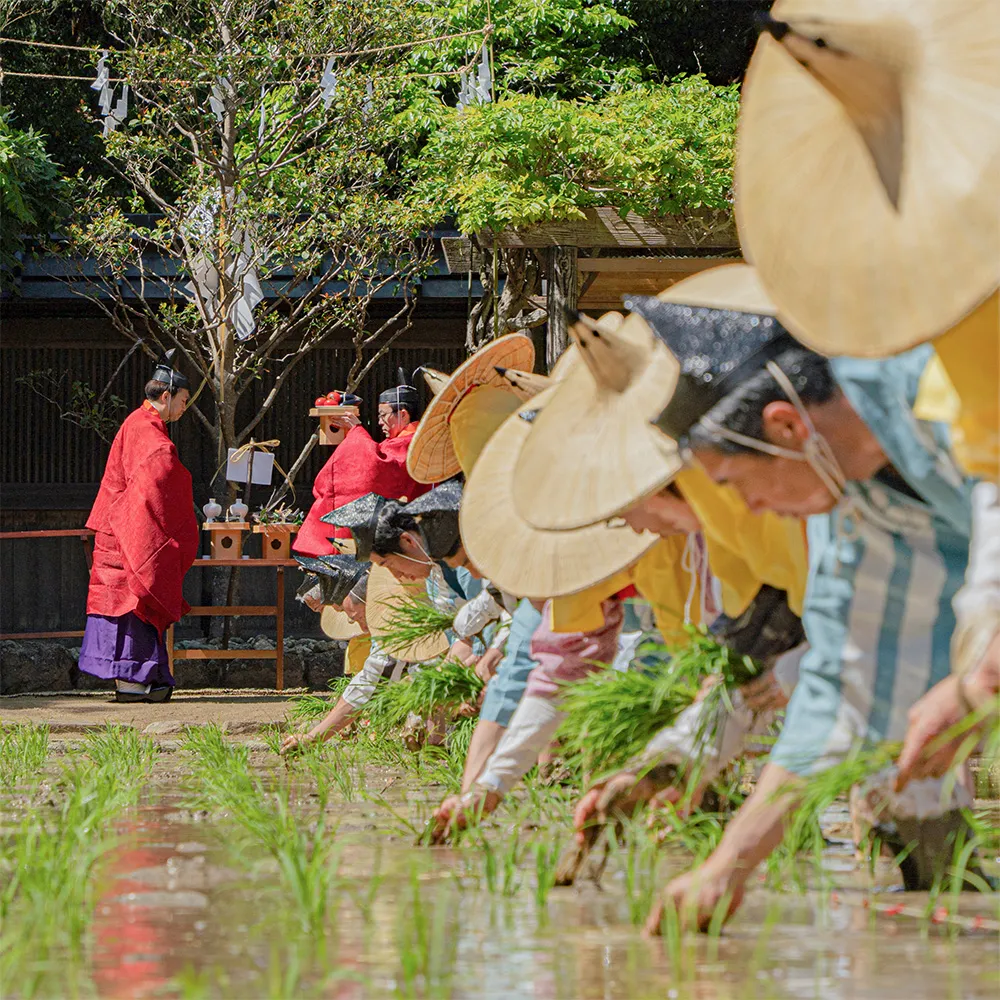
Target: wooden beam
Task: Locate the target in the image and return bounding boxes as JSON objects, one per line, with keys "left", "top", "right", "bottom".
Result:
{"left": 577, "top": 257, "right": 742, "bottom": 273}
{"left": 479, "top": 207, "right": 738, "bottom": 250}
{"left": 0, "top": 630, "right": 85, "bottom": 640}
{"left": 171, "top": 648, "right": 277, "bottom": 660}
{"left": 182, "top": 606, "right": 277, "bottom": 617}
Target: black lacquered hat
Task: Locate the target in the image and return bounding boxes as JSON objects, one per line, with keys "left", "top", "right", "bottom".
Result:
{"left": 321, "top": 493, "right": 388, "bottom": 562}
{"left": 294, "top": 553, "right": 371, "bottom": 606}
{"left": 378, "top": 367, "right": 421, "bottom": 412}
{"left": 151, "top": 348, "right": 191, "bottom": 391}
{"left": 404, "top": 478, "right": 464, "bottom": 559}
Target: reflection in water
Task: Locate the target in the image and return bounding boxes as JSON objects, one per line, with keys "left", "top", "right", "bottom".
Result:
{"left": 70, "top": 770, "right": 1000, "bottom": 1000}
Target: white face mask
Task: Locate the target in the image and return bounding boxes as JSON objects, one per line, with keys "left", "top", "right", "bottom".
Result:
{"left": 698, "top": 361, "right": 848, "bottom": 504}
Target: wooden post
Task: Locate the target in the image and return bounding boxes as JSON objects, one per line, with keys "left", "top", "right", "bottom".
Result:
{"left": 166, "top": 624, "right": 175, "bottom": 678}
{"left": 275, "top": 566, "right": 285, "bottom": 692}
{"left": 545, "top": 246, "right": 579, "bottom": 372}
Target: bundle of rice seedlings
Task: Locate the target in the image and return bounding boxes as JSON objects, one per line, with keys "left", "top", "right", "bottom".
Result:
{"left": 377, "top": 595, "right": 456, "bottom": 656}
{"left": 556, "top": 625, "right": 763, "bottom": 780}
{"left": 399, "top": 657, "right": 484, "bottom": 719}
{"left": 359, "top": 675, "right": 415, "bottom": 735}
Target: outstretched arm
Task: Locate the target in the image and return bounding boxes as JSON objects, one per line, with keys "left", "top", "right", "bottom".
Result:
{"left": 646, "top": 762, "right": 802, "bottom": 934}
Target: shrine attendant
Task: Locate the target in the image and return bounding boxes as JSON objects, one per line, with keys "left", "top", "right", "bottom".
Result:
{"left": 79, "top": 350, "right": 199, "bottom": 703}
{"left": 293, "top": 373, "right": 430, "bottom": 558}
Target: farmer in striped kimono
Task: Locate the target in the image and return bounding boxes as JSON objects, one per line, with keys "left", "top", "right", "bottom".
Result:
{"left": 624, "top": 265, "right": 980, "bottom": 931}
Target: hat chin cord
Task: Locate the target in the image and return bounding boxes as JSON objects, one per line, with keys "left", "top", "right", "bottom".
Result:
{"left": 680, "top": 531, "right": 711, "bottom": 625}
{"left": 698, "top": 361, "right": 848, "bottom": 504}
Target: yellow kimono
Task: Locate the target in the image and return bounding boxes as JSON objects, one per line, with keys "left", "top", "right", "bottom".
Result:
{"left": 913, "top": 291, "right": 998, "bottom": 484}
{"left": 550, "top": 467, "right": 808, "bottom": 635}
{"left": 550, "top": 534, "right": 696, "bottom": 641}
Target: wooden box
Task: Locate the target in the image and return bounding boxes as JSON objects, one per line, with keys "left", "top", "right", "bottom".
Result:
{"left": 203, "top": 522, "right": 250, "bottom": 559}
{"left": 253, "top": 524, "right": 299, "bottom": 561}
{"left": 309, "top": 405, "right": 360, "bottom": 446}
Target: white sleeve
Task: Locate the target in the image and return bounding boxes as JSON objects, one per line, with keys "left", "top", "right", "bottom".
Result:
{"left": 452, "top": 588, "right": 503, "bottom": 639}
{"left": 341, "top": 643, "right": 395, "bottom": 709}
{"left": 635, "top": 694, "right": 764, "bottom": 785}
{"left": 475, "top": 696, "right": 564, "bottom": 797}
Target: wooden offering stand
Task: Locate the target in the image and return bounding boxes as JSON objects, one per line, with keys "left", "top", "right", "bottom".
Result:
{"left": 309, "top": 404, "right": 360, "bottom": 446}
{"left": 203, "top": 522, "right": 250, "bottom": 559}
{"left": 253, "top": 523, "right": 300, "bottom": 561}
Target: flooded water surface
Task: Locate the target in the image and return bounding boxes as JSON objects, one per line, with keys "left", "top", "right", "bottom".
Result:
{"left": 3, "top": 734, "right": 998, "bottom": 1000}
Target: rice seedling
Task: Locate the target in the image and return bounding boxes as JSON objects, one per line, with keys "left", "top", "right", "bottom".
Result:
{"left": 398, "top": 657, "right": 485, "bottom": 719}
{"left": 778, "top": 741, "right": 901, "bottom": 862}
{"left": 182, "top": 725, "right": 342, "bottom": 934}
{"left": 81, "top": 722, "right": 157, "bottom": 771}
{"left": 378, "top": 594, "right": 456, "bottom": 657}
{"left": 608, "top": 818, "right": 664, "bottom": 925}
{"left": 289, "top": 677, "right": 352, "bottom": 725}
{"left": 0, "top": 723, "right": 50, "bottom": 789}
{"left": 556, "top": 626, "right": 762, "bottom": 780}
{"left": 532, "top": 837, "right": 562, "bottom": 909}
{"left": 394, "top": 862, "right": 460, "bottom": 999}
{"left": 360, "top": 675, "right": 418, "bottom": 735}
{"left": 0, "top": 738, "right": 155, "bottom": 998}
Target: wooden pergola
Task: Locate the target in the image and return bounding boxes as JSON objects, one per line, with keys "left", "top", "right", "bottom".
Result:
{"left": 444, "top": 207, "right": 742, "bottom": 365}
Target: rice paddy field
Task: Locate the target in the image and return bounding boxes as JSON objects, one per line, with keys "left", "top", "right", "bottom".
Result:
{"left": 2, "top": 719, "right": 998, "bottom": 1000}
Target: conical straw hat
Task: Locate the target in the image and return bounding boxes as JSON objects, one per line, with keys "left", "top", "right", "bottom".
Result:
{"left": 495, "top": 367, "right": 550, "bottom": 396}
{"left": 511, "top": 311, "right": 682, "bottom": 531}
{"left": 320, "top": 605, "right": 363, "bottom": 640}
{"left": 461, "top": 384, "right": 658, "bottom": 599}
{"left": 406, "top": 334, "right": 535, "bottom": 483}
{"left": 364, "top": 563, "right": 450, "bottom": 663}
{"left": 736, "top": 0, "right": 1000, "bottom": 356}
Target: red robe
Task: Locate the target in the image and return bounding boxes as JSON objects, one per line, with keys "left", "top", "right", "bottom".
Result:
{"left": 293, "top": 422, "right": 429, "bottom": 558}
{"left": 85, "top": 402, "right": 199, "bottom": 634}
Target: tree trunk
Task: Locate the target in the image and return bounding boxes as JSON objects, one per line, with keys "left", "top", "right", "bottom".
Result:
{"left": 545, "top": 246, "right": 578, "bottom": 372}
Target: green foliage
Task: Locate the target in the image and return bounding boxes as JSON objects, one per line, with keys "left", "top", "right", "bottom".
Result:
{"left": 0, "top": 111, "right": 66, "bottom": 278}
{"left": 408, "top": 77, "right": 739, "bottom": 232}
{"left": 409, "top": 0, "right": 641, "bottom": 101}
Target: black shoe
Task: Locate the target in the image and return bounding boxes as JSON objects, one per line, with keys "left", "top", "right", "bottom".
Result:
{"left": 114, "top": 685, "right": 173, "bottom": 704}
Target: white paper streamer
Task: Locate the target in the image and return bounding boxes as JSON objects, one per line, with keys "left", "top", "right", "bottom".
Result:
{"left": 209, "top": 77, "right": 231, "bottom": 123}
{"left": 458, "top": 43, "right": 492, "bottom": 108}
{"left": 319, "top": 57, "right": 338, "bottom": 109}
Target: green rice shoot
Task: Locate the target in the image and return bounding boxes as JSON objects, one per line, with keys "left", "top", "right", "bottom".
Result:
{"left": 557, "top": 625, "right": 763, "bottom": 779}
{"left": 377, "top": 594, "right": 456, "bottom": 656}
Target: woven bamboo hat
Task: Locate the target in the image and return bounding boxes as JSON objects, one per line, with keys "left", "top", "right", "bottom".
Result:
{"left": 320, "top": 605, "right": 363, "bottom": 640}
{"left": 495, "top": 366, "right": 550, "bottom": 397}
{"left": 461, "top": 383, "right": 658, "bottom": 599}
{"left": 511, "top": 310, "right": 682, "bottom": 531}
{"left": 736, "top": 0, "right": 1000, "bottom": 357}
{"left": 406, "top": 334, "right": 536, "bottom": 483}
{"left": 364, "top": 563, "right": 450, "bottom": 663}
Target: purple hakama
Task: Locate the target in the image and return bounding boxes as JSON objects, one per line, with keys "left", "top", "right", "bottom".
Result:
{"left": 78, "top": 612, "right": 174, "bottom": 687}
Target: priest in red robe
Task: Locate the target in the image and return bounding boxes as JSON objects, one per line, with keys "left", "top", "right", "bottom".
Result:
{"left": 78, "top": 350, "right": 199, "bottom": 703}
{"left": 294, "top": 374, "right": 430, "bottom": 558}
